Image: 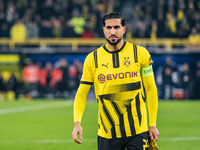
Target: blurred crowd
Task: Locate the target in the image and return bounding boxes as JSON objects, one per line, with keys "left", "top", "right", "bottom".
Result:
{"left": 0, "top": 58, "right": 200, "bottom": 100}
{"left": 0, "top": 0, "right": 200, "bottom": 100}
{"left": 0, "top": 0, "right": 200, "bottom": 40}
{"left": 156, "top": 58, "right": 200, "bottom": 100}
{"left": 0, "top": 59, "right": 84, "bottom": 99}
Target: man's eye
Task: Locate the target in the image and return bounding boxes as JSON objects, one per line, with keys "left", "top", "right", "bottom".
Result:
{"left": 114, "top": 26, "right": 120, "bottom": 29}
{"left": 106, "top": 26, "right": 112, "bottom": 29}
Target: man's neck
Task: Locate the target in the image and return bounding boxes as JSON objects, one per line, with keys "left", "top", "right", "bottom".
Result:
{"left": 107, "top": 40, "right": 124, "bottom": 51}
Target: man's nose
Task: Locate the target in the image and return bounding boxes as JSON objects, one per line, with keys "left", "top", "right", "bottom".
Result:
{"left": 110, "top": 28, "right": 116, "bottom": 35}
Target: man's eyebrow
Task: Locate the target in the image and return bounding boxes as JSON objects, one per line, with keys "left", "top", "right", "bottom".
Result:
{"left": 106, "top": 25, "right": 120, "bottom": 28}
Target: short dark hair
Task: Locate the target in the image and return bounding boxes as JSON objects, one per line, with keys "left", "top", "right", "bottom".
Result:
{"left": 102, "top": 12, "right": 125, "bottom": 27}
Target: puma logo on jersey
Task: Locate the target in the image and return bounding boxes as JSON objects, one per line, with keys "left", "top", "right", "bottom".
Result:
{"left": 102, "top": 63, "right": 109, "bottom": 68}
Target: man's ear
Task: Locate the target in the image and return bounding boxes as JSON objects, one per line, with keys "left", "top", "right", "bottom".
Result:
{"left": 103, "top": 27, "right": 105, "bottom": 34}
{"left": 123, "top": 26, "right": 126, "bottom": 34}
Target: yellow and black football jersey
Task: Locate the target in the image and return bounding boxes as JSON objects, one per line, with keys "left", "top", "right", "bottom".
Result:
{"left": 80, "top": 41, "right": 153, "bottom": 139}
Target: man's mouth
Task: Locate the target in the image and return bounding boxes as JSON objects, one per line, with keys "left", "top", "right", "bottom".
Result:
{"left": 109, "top": 35, "right": 118, "bottom": 39}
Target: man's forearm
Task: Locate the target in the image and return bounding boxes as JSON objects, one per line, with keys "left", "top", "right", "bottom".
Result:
{"left": 142, "top": 74, "right": 158, "bottom": 126}
{"left": 74, "top": 84, "right": 91, "bottom": 122}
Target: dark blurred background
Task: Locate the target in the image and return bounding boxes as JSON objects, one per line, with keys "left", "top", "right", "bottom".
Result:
{"left": 0, "top": 0, "right": 200, "bottom": 100}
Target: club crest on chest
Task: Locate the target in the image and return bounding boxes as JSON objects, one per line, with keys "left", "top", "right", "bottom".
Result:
{"left": 123, "top": 57, "right": 131, "bottom": 67}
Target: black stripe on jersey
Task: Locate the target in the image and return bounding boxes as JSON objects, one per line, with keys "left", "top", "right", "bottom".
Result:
{"left": 100, "top": 97, "right": 116, "bottom": 138}
{"left": 94, "top": 50, "right": 98, "bottom": 68}
{"left": 98, "top": 82, "right": 141, "bottom": 101}
{"left": 80, "top": 81, "right": 94, "bottom": 85}
{"left": 100, "top": 114, "right": 108, "bottom": 133}
{"left": 112, "top": 53, "right": 120, "bottom": 68}
{"left": 135, "top": 93, "right": 142, "bottom": 126}
{"left": 112, "top": 102, "right": 126, "bottom": 137}
{"left": 114, "top": 81, "right": 141, "bottom": 92}
{"left": 133, "top": 44, "right": 138, "bottom": 63}
{"left": 126, "top": 101, "right": 136, "bottom": 136}
{"left": 141, "top": 92, "right": 146, "bottom": 102}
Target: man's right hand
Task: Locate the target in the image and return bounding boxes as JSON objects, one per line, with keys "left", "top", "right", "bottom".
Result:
{"left": 72, "top": 121, "right": 83, "bottom": 144}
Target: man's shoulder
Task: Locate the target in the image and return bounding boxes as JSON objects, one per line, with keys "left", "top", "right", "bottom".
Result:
{"left": 135, "top": 44, "right": 148, "bottom": 51}
{"left": 134, "top": 44, "right": 150, "bottom": 56}
{"left": 87, "top": 45, "right": 105, "bottom": 58}
{"left": 90, "top": 45, "right": 105, "bottom": 53}
{"left": 85, "top": 45, "right": 105, "bottom": 60}
{"left": 125, "top": 42, "right": 149, "bottom": 55}
{"left": 125, "top": 42, "right": 147, "bottom": 50}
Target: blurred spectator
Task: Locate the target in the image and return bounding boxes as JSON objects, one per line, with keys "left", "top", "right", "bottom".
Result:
{"left": 187, "top": 27, "right": 200, "bottom": 50}
{"left": 70, "top": 9, "right": 86, "bottom": 37}
{"left": 51, "top": 17, "right": 62, "bottom": 38}
{"left": 180, "top": 63, "right": 191, "bottom": 99}
{"left": 40, "top": 20, "right": 53, "bottom": 37}
{"left": 6, "top": 1, "right": 16, "bottom": 24}
{"left": 26, "top": 22, "right": 39, "bottom": 39}
{"left": 186, "top": 1, "right": 196, "bottom": 26}
{"left": 134, "top": 22, "right": 150, "bottom": 38}
{"left": 161, "top": 57, "right": 178, "bottom": 99}
{"left": 0, "top": 11, "right": 10, "bottom": 37}
{"left": 82, "top": 4, "right": 90, "bottom": 21}
{"left": 196, "top": 61, "right": 200, "bottom": 78}
{"left": 129, "top": 12, "right": 140, "bottom": 37}
{"left": 7, "top": 73, "right": 18, "bottom": 92}
{"left": 81, "top": 21, "right": 95, "bottom": 38}
{"left": 177, "top": 22, "right": 190, "bottom": 38}
{"left": 58, "top": 59, "right": 70, "bottom": 98}
{"left": 51, "top": 65, "right": 62, "bottom": 92}
{"left": 166, "top": 10, "right": 177, "bottom": 37}
{"left": 195, "top": 23, "right": 200, "bottom": 34}
{"left": 40, "top": 61, "right": 62, "bottom": 98}
{"left": 53, "top": 3, "right": 63, "bottom": 18}
{"left": 40, "top": 61, "right": 54, "bottom": 95}
{"left": 125, "top": 22, "right": 132, "bottom": 38}
{"left": 22, "top": 62, "right": 40, "bottom": 98}
{"left": 192, "top": 61, "right": 200, "bottom": 99}
{"left": 0, "top": 72, "right": 5, "bottom": 92}
{"left": 62, "top": 20, "right": 76, "bottom": 37}
{"left": 41, "top": 0, "right": 54, "bottom": 20}
{"left": 150, "top": 20, "right": 158, "bottom": 39}
{"left": 71, "top": 59, "right": 83, "bottom": 90}
{"left": 188, "top": 27, "right": 200, "bottom": 43}
{"left": 10, "top": 19, "right": 27, "bottom": 42}
{"left": 6, "top": 73, "right": 18, "bottom": 99}
{"left": 0, "top": 23, "right": 10, "bottom": 37}
{"left": 68, "top": 59, "right": 83, "bottom": 98}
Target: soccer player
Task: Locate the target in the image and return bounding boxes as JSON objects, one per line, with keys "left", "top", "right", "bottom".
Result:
{"left": 72, "top": 12, "right": 159, "bottom": 150}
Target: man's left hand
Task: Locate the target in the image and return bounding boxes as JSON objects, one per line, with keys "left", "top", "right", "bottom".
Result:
{"left": 149, "top": 126, "right": 159, "bottom": 141}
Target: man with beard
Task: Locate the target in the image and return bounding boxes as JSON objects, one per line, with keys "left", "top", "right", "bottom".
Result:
{"left": 72, "top": 12, "right": 159, "bottom": 150}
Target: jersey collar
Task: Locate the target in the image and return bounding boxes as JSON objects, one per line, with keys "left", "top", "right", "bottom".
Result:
{"left": 103, "top": 41, "right": 126, "bottom": 53}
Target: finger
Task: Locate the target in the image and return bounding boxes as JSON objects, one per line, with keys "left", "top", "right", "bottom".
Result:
{"left": 149, "top": 131, "right": 153, "bottom": 140}
{"left": 72, "top": 130, "right": 82, "bottom": 144}
{"left": 72, "top": 133, "right": 82, "bottom": 144}
{"left": 152, "top": 132, "right": 159, "bottom": 141}
{"left": 155, "top": 136, "right": 158, "bottom": 141}
{"left": 72, "top": 130, "right": 78, "bottom": 141}
{"left": 74, "top": 137, "right": 82, "bottom": 144}
{"left": 72, "top": 129, "right": 77, "bottom": 138}
{"left": 79, "top": 129, "right": 83, "bottom": 140}
{"left": 154, "top": 132, "right": 159, "bottom": 141}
